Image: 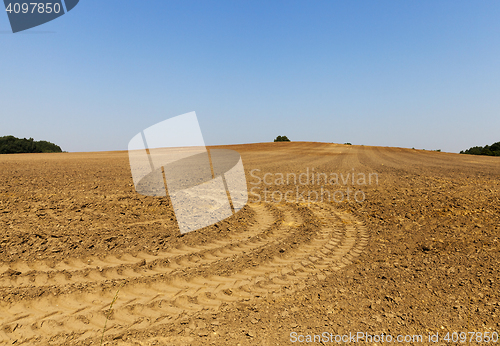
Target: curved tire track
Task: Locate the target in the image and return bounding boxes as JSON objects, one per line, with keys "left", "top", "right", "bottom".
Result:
{"left": 0, "top": 203, "right": 368, "bottom": 345}
{"left": 0, "top": 203, "right": 279, "bottom": 288}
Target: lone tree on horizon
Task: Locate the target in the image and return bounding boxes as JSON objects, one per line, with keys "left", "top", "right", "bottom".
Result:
{"left": 274, "top": 135, "right": 290, "bottom": 142}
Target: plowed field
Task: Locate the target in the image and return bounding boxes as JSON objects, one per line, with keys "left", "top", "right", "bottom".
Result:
{"left": 1, "top": 142, "right": 499, "bottom": 345}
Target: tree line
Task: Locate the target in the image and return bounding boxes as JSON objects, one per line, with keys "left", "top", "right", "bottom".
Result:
{"left": 0, "top": 135, "right": 63, "bottom": 154}
{"left": 460, "top": 141, "right": 500, "bottom": 156}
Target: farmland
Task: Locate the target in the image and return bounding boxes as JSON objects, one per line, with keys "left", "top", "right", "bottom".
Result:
{"left": 0, "top": 142, "right": 499, "bottom": 345}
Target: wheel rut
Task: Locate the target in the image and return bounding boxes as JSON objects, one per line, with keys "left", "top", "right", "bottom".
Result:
{"left": 0, "top": 203, "right": 369, "bottom": 345}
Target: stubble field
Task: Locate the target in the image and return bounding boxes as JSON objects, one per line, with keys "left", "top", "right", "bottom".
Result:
{"left": 0, "top": 142, "right": 499, "bottom": 345}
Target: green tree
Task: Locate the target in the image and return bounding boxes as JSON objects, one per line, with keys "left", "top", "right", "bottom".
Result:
{"left": 0, "top": 135, "right": 63, "bottom": 154}
{"left": 274, "top": 135, "right": 290, "bottom": 142}
{"left": 460, "top": 142, "right": 500, "bottom": 156}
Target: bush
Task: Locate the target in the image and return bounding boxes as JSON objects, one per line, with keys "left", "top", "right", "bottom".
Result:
{"left": 460, "top": 142, "right": 500, "bottom": 156}
{"left": 0, "top": 135, "right": 63, "bottom": 154}
{"left": 274, "top": 135, "right": 290, "bottom": 142}
{"left": 344, "top": 142, "right": 352, "bottom": 145}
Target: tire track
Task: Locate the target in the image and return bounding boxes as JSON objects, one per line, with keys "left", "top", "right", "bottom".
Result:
{"left": 0, "top": 203, "right": 279, "bottom": 288}
{"left": 0, "top": 203, "right": 368, "bottom": 345}
{"left": 0, "top": 203, "right": 290, "bottom": 342}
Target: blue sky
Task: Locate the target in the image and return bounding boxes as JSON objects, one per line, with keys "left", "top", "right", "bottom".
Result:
{"left": 1, "top": 1, "right": 499, "bottom": 153}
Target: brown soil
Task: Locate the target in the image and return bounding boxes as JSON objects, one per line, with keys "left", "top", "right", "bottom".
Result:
{"left": 0, "top": 142, "right": 499, "bottom": 345}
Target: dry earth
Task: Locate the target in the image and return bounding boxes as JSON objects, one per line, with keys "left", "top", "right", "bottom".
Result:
{"left": 0, "top": 142, "right": 499, "bottom": 345}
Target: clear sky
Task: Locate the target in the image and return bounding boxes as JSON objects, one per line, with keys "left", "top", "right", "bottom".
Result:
{"left": 1, "top": 1, "right": 499, "bottom": 153}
